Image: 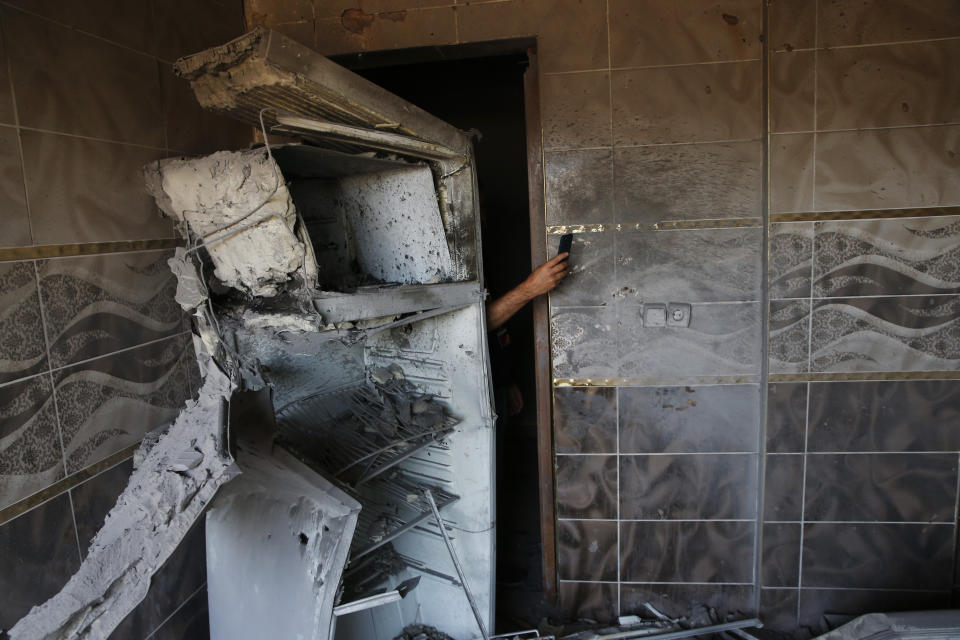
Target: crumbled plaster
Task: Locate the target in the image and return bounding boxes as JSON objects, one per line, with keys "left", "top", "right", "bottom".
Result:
{"left": 8, "top": 360, "right": 236, "bottom": 640}
{"left": 144, "top": 149, "right": 313, "bottom": 297}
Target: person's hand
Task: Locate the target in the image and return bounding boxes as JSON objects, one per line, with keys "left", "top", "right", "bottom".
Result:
{"left": 520, "top": 253, "right": 570, "bottom": 298}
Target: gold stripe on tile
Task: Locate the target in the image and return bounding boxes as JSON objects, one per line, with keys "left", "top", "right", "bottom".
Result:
{"left": 771, "top": 206, "right": 960, "bottom": 223}
{"left": 0, "top": 239, "right": 182, "bottom": 262}
{"left": 547, "top": 218, "right": 763, "bottom": 234}
{"left": 0, "top": 444, "right": 139, "bottom": 526}
{"left": 769, "top": 371, "right": 960, "bottom": 383}
{"left": 546, "top": 224, "right": 611, "bottom": 234}
{"left": 651, "top": 217, "right": 763, "bottom": 230}
{"left": 554, "top": 375, "right": 761, "bottom": 387}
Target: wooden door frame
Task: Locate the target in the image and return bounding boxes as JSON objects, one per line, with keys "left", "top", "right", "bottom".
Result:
{"left": 523, "top": 47, "right": 557, "bottom": 603}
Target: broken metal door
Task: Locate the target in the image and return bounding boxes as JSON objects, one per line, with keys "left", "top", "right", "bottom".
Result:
{"left": 168, "top": 27, "right": 497, "bottom": 640}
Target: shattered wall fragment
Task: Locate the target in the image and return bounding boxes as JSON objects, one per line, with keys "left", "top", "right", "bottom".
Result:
{"left": 144, "top": 148, "right": 315, "bottom": 297}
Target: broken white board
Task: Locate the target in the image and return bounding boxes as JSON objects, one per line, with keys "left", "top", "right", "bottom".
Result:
{"left": 144, "top": 148, "right": 312, "bottom": 297}
{"left": 206, "top": 445, "right": 361, "bottom": 640}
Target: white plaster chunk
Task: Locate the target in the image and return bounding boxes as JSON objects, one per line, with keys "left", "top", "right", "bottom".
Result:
{"left": 145, "top": 149, "right": 308, "bottom": 297}
{"left": 8, "top": 364, "right": 236, "bottom": 640}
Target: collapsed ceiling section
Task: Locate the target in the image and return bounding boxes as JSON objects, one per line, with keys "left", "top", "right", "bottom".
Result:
{"left": 9, "top": 27, "right": 495, "bottom": 640}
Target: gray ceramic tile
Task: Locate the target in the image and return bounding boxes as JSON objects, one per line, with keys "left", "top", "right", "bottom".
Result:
{"left": 161, "top": 64, "right": 251, "bottom": 155}
{"left": 3, "top": 7, "right": 163, "bottom": 147}
{"left": 0, "top": 126, "right": 29, "bottom": 248}
{"left": 620, "top": 520, "right": 754, "bottom": 583}
{"left": 768, "top": 0, "right": 815, "bottom": 51}
{"left": 759, "top": 588, "right": 799, "bottom": 632}
{"left": 558, "top": 519, "right": 618, "bottom": 581}
{"left": 618, "top": 302, "right": 761, "bottom": 378}
{"left": 54, "top": 334, "right": 192, "bottom": 474}
{"left": 545, "top": 149, "right": 614, "bottom": 225}
{"left": 548, "top": 233, "right": 616, "bottom": 307}
{"left": 763, "top": 454, "right": 803, "bottom": 521}
{"left": 769, "top": 299, "right": 810, "bottom": 374}
{"left": 4, "top": 0, "right": 155, "bottom": 55}
{"left": 762, "top": 523, "right": 801, "bottom": 587}
{"left": 457, "top": 0, "right": 608, "bottom": 74}
{"left": 108, "top": 518, "right": 207, "bottom": 639}
{"left": 0, "top": 262, "right": 47, "bottom": 384}
{"left": 153, "top": 0, "right": 245, "bottom": 62}
{"left": 38, "top": 251, "right": 185, "bottom": 368}
{"left": 612, "top": 62, "right": 761, "bottom": 146}
{"left": 818, "top": 40, "right": 960, "bottom": 132}
{"left": 70, "top": 459, "right": 133, "bottom": 557}
{"left": 770, "top": 133, "right": 814, "bottom": 214}
{"left": 798, "top": 588, "right": 951, "bottom": 636}
{"left": 620, "top": 584, "right": 755, "bottom": 619}
{"left": 616, "top": 228, "right": 762, "bottom": 303}
{"left": 609, "top": 0, "right": 761, "bottom": 67}
{"left": 0, "top": 492, "right": 81, "bottom": 630}
{"left": 558, "top": 581, "right": 617, "bottom": 625}
{"left": 22, "top": 131, "right": 174, "bottom": 245}
{"left": 804, "top": 453, "right": 958, "bottom": 522}
{"left": 614, "top": 142, "right": 761, "bottom": 224}
{"left": 542, "top": 71, "right": 612, "bottom": 151}
{"left": 817, "top": 0, "right": 960, "bottom": 47}
{"left": 814, "top": 125, "right": 960, "bottom": 212}
{"left": 0, "top": 374, "right": 65, "bottom": 509}
{"left": 807, "top": 380, "right": 960, "bottom": 452}
{"left": 556, "top": 454, "right": 617, "bottom": 519}
{"left": 770, "top": 222, "right": 813, "bottom": 299}
{"left": 147, "top": 588, "right": 209, "bottom": 640}
{"left": 801, "top": 522, "right": 953, "bottom": 589}
{"left": 813, "top": 217, "right": 960, "bottom": 297}
{"left": 618, "top": 385, "right": 759, "bottom": 454}
{"left": 771, "top": 51, "right": 815, "bottom": 133}
{"left": 809, "top": 295, "right": 960, "bottom": 372}
{"left": 0, "top": 28, "right": 15, "bottom": 125}
{"left": 619, "top": 454, "right": 757, "bottom": 519}
{"left": 553, "top": 387, "right": 617, "bottom": 454}
{"left": 551, "top": 306, "right": 618, "bottom": 379}
{"left": 766, "top": 383, "right": 807, "bottom": 454}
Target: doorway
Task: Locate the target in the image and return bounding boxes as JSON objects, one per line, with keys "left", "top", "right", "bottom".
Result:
{"left": 333, "top": 43, "right": 552, "bottom": 631}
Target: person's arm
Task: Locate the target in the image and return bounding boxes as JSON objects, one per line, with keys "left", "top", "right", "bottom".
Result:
{"left": 486, "top": 252, "right": 570, "bottom": 330}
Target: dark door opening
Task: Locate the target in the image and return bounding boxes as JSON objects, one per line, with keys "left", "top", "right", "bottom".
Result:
{"left": 333, "top": 47, "right": 549, "bottom": 631}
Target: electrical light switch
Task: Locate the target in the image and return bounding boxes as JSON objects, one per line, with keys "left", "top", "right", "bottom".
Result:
{"left": 643, "top": 303, "right": 667, "bottom": 327}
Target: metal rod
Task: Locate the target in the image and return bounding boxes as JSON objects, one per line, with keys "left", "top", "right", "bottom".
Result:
{"left": 424, "top": 489, "right": 489, "bottom": 640}
{"left": 587, "top": 618, "right": 762, "bottom": 640}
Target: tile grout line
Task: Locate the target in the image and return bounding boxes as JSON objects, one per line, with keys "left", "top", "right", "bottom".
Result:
{"left": 810, "top": 0, "right": 820, "bottom": 217}
{"left": 0, "top": 15, "right": 33, "bottom": 246}
{"left": 754, "top": 0, "right": 772, "bottom": 612}
{"left": 605, "top": 0, "right": 622, "bottom": 615}
{"left": 31, "top": 261, "right": 70, "bottom": 481}
{"left": 797, "top": 380, "right": 811, "bottom": 622}
{"left": 953, "top": 452, "right": 960, "bottom": 589}
{"left": 15, "top": 124, "right": 171, "bottom": 153}
{"left": 0, "top": 1, "right": 159, "bottom": 62}
{"left": 144, "top": 582, "right": 207, "bottom": 639}
{"left": 543, "top": 56, "right": 762, "bottom": 76}
{"left": 66, "top": 489, "right": 85, "bottom": 563}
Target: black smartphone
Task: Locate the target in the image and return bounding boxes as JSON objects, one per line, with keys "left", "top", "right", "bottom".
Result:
{"left": 557, "top": 233, "right": 573, "bottom": 257}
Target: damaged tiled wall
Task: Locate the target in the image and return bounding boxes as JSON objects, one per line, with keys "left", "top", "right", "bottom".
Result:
{"left": 0, "top": 2, "right": 247, "bottom": 637}
{"left": 762, "top": 1, "right": 960, "bottom": 634}
{"left": 249, "top": 0, "right": 960, "bottom": 634}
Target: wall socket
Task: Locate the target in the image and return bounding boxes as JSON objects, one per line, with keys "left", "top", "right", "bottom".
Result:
{"left": 667, "top": 302, "right": 691, "bottom": 327}
{"left": 642, "top": 303, "right": 667, "bottom": 327}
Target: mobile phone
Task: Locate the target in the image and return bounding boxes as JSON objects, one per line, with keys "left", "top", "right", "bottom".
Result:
{"left": 557, "top": 233, "right": 573, "bottom": 257}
